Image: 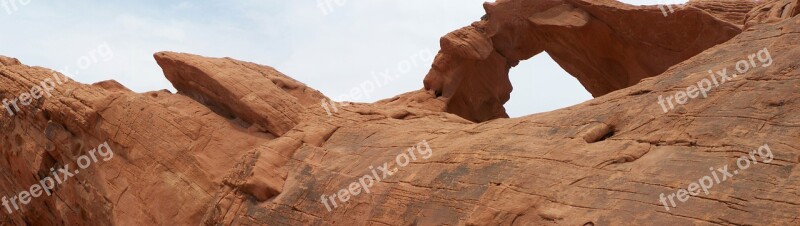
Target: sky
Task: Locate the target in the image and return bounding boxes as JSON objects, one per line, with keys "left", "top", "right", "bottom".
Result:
{"left": 0, "top": 0, "right": 687, "bottom": 117}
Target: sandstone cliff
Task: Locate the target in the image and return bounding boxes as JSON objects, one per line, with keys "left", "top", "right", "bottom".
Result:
{"left": 0, "top": 0, "right": 798, "bottom": 225}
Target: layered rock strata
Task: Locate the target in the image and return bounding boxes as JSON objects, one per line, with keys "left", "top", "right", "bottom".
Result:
{"left": 0, "top": 0, "right": 798, "bottom": 225}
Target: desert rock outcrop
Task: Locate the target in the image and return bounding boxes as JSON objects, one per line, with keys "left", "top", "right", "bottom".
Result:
{"left": 423, "top": 0, "right": 744, "bottom": 122}
{"left": 1, "top": 0, "right": 799, "bottom": 225}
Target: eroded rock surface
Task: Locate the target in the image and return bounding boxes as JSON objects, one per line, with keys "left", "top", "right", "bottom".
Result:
{"left": 424, "top": 0, "right": 747, "bottom": 122}
{"left": 745, "top": 0, "right": 800, "bottom": 28}
{"left": 154, "top": 52, "right": 327, "bottom": 136}
{"left": 1, "top": 0, "right": 799, "bottom": 225}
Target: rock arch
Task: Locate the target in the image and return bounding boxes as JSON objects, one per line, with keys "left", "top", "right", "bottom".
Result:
{"left": 423, "top": 0, "right": 745, "bottom": 122}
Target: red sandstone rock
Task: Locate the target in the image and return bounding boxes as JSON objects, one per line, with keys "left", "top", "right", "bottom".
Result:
{"left": 745, "top": 0, "right": 800, "bottom": 28}
{"left": 154, "top": 52, "right": 327, "bottom": 136}
{"left": 0, "top": 0, "right": 799, "bottom": 225}
{"left": 690, "top": 0, "right": 761, "bottom": 25}
{"left": 424, "top": 0, "right": 744, "bottom": 122}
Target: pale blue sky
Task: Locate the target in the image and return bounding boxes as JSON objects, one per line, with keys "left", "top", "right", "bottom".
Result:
{"left": 0, "top": 0, "right": 686, "bottom": 117}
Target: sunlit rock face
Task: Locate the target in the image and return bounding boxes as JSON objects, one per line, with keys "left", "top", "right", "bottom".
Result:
{"left": 1, "top": 0, "right": 799, "bottom": 225}
{"left": 424, "top": 0, "right": 743, "bottom": 122}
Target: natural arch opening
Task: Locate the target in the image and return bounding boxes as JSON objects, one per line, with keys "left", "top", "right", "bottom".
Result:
{"left": 423, "top": 0, "right": 743, "bottom": 122}
{"left": 506, "top": 53, "right": 592, "bottom": 117}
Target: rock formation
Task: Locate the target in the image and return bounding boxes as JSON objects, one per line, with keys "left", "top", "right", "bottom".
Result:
{"left": 0, "top": 0, "right": 798, "bottom": 225}
{"left": 423, "top": 0, "right": 745, "bottom": 122}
